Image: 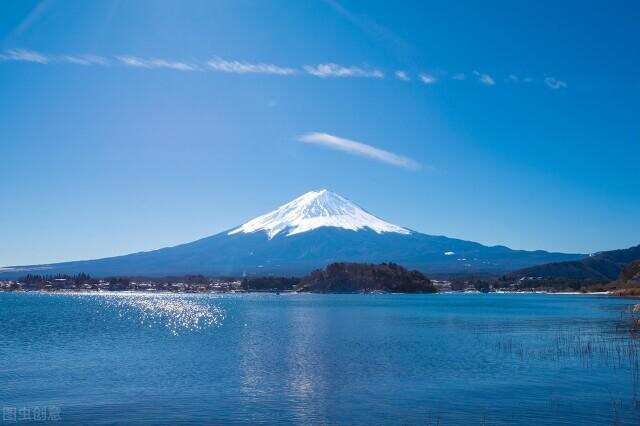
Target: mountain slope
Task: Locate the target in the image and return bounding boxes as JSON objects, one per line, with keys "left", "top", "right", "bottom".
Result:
{"left": 618, "top": 261, "right": 640, "bottom": 285}
{"left": 0, "top": 189, "right": 584, "bottom": 278}
{"left": 509, "top": 244, "right": 640, "bottom": 282}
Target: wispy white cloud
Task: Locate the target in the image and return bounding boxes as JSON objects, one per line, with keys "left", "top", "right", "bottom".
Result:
{"left": 321, "top": 0, "right": 412, "bottom": 58}
{"left": 0, "top": 47, "right": 568, "bottom": 92}
{"left": 207, "top": 58, "right": 295, "bottom": 75}
{"left": 480, "top": 75, "right": 495, "bottom": 85}
{"left": 304, "top": 63, "right": 384, "bottom": 78}
{"left": 148, "top": 59, "right": 198, "bottom": 71}
{"left": 61, "top": 54, "right": 109, "bottom": 66}
{"left": 297, "top": 132, "right": 420, "bottom": 170}
{"left": 9, "top": 0, "right": 54, "bottom": 39}
{"left": 1, "top": 49, "right": 49, "bottom": 64}
{"left": 1, "top": 49, "right": 110, "bottom": 66}
{"left": 419, "top": 73, "right": 437, "bottom": 85}
{"left": 395, "top": 70, "right": 410, "bottom": 81}
{"left": 544, "top": 77, "right": 567, "bottom": 90}
{"left": 117, "top": 56, "right": 198, "bottom": 71}
{"left": 474, "top": 71, "right": 495, "bottom": 86}
{"left": 116, "top": 56, "right": 152, "bottom": 68}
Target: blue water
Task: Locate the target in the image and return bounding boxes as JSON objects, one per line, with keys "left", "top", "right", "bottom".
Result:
{"left": 1, "top": 292, "right": 639, "bottom": 425}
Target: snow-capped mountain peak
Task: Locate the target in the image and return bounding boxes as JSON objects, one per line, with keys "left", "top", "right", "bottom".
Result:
{"left": 228, "top": 189, "right": 410, "bottom": 239}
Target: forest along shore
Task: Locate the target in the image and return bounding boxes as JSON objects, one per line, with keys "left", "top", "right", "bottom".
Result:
{"left": 2, "top": 259, "right": 640, "bottom": 296}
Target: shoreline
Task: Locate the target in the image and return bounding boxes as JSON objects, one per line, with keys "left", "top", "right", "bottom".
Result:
{"left": 0, "top": 289, "right": 621, "bottom": 296}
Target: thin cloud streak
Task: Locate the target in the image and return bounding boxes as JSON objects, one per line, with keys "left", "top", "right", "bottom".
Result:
{"left": 298, "top": 132, "right": 421, "bottom": 170}
{"left": 62, "top": 55, "right": 109, "bottom": 66}
{"left": 1, "top": 49, "right": 49, "bottom": 63}
{"left": 0, "top": 48, "right": 568, "bottom": 91}
{"left": 321, "top": 0, "right": 413, "bottom": 59}
{"left": 480, "top": 74, "right": 495, "bottom": 85}
{"left": 544, "top": 77, "right": 567, "bottom": 89}
{"left": 208, "top": 58, "right": 296, "bottom": 75}
{"left": 1, "top": 49, "right": 109, "bottom": 66}
{"left": 474, "top": 71, "right": 495, "bottom": 86}
{"left": 395, "top": 70, "right": 410, "bottom": 81}
{"left": 7, "top": 0, "right": 54, "bottom": 40}
{"left": 304, "top": 63, "right": 384, "bottom": 78}
{"left": 419, "top": 73, "right": 437, "bottom": 84}
{"left": 117, "top": 56, "right": 198, "bottom": 71}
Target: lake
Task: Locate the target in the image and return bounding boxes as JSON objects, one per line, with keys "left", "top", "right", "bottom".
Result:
{"left": 1, "top": 292, "right": 639, "bottom": 425}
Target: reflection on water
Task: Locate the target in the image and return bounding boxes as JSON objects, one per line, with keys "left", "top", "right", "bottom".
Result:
{"left": 75, "top": 292, "right": 226, "bottom": 334}
{"left": 236, "top": 294, "right": 331, "bottom": 423}
{"left": 285, "top": 302, "right": 329, "bottom": 423}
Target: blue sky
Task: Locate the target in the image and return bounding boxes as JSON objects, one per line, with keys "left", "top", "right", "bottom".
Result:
{"left": 1, "top": 0, "right": 638, "bottom": 266}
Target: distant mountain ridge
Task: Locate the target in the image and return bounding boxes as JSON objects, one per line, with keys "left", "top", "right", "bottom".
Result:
{"left": 0, "top": 190, "right": 584, "bottom": 278}
{"left": 510, "top": 244, "right": 640, "bottom": 282}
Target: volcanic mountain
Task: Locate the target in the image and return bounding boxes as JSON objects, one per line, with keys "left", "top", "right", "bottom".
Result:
{"left": 0, "top": 189, "right": 584, "bottom": 278}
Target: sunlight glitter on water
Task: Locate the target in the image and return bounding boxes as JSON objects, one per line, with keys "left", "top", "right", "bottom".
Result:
{"left": 74, "top": 292, "right": 226, "bottom": 334}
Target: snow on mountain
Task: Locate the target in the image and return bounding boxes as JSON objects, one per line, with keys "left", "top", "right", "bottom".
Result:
{"left": 228, "top": 189, "right": 410, "bottom": 239}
